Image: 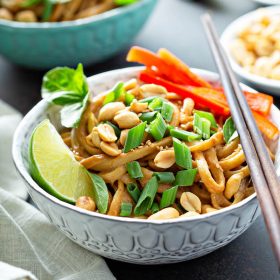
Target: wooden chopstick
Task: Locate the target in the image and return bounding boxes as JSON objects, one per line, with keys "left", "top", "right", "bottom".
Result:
{"left": 201, "top": 13, "right": 280, "bottom": 268}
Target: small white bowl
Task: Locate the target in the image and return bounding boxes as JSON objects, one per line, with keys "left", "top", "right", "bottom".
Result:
{"left": 252, "top": 0, "right": 280, "bottom": 5}
{"left": 221, "top": 6, "right": 280, "bottom": 96}
{"left": 12, "top": 67, "right": 280, "bottom": 264}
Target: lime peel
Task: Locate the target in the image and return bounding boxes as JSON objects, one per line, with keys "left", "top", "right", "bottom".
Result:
{"left": 29, "top": 119, "right": 94, "bottom": 204}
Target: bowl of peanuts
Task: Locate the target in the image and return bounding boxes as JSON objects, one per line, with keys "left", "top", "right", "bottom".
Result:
{"left": 12, "top": 66, "right": 280, "bottom": 264}
{"left": 0, "top": 0, "right": 157, "bottom": 69}
{"left": 221, "top": 6, "right": 280, "bottom": 95}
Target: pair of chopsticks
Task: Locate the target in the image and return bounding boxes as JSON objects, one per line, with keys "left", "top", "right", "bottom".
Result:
{"left": 201, "top": 14, "right": 280, "bottom": 268}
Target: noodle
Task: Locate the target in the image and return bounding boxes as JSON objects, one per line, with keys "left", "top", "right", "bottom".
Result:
{"left": 59, "top": 79, "right": 275, "bottom": 219}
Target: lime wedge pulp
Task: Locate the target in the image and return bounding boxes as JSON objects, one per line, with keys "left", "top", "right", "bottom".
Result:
{"left": 29, "top": 119, "right": 94, "bottom": 204}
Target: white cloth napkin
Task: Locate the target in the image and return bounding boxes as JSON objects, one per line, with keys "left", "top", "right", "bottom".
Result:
{"left": 0, "top": 100, "right": 115, "bottom": 280}
{"left": 0, "top": 100, "right": 28, "bottom": 200}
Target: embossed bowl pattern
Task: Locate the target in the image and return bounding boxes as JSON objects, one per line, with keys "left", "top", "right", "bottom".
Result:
{"left": 0, "top": 0, "right": 157, "bottom": 69}
{"left": 12, "top": 67, "right": 280, "bottom": 264}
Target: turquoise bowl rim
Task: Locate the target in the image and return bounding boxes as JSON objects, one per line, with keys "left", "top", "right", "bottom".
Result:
{"left": 0, "top": 0, "right": 154, "bottom": 29}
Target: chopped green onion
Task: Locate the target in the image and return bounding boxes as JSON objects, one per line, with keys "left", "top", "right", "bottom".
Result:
{"left": 151, "top": 202, "right": 160, "bottom": 214}
{"left": 139, "top": 96, "right": 158, "bottom": 103}
{"left": 103, "top": 82, "right": 125, "bottom": 105}
{"left": 127, "top": 183, "right": 141, "bottom": 202}
{"left": 173, "top": 138, "right": 192, "bottom": 169}
{"left": 134, "top": 176, "right": 158, "bottom": 216}
{"left": 167, "top": 125, "right": 175, "bottom": 134}
{"left": 127, "top": 161, "right": 143, "bottom": 179}
{"left": 153, "top": 172, "right": 175, "bottom": 184}
{"left": 124, "top": 122, "right": 146, "bottom": 153}
{"left": 148, "top": 97, "right": 163, "bottom": 111}
{"left": 161, "top": 102, "right": 174, "bottom": 122}
{"left": 139, "top": 111, "right": 158, "bottom": 123}
{"left": 174, "top": 169, "right": 198, "bottom": 186}
{"left": 149, "top": 113, "right": 167, "bottom": 141}
{"left": 21, "top": 0, "right": 42, "bottom": 8}
{"left": 223, "top": 117, "right": 238, "bottom": 143}
{"left": 114, "top": 0, "right": 138, "bottom": 5}
{"left": 120, "top": 202, "right": 132, "bottom": 217}
{"left": 194, "top": 113, "right": 211, "bottom": 140}
{"left": 105, "top": 121, "right": 121, "bottom": 138}
{"left": 194, "top": 110, "right": 218, "bottom": 128}
{"left": 42, "top": 1, "right": 53, "bottom": 21}
{"left": 160, "top": 186, "right": 178, "bottom": 209}
{"left": 170, "top": 128, "right": 201, "bottom": 142}
{"left": 125, "top": 92, "right": 135, "bottom": 105}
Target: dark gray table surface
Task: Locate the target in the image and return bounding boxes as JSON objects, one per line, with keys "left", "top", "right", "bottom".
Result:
{"left": 0, "top": 0, "right": 279, "bottom": 279}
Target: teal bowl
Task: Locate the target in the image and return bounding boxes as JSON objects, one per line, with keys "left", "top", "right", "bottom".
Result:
{"left": 0, "top": 0, "right": 157, "bottom": 69}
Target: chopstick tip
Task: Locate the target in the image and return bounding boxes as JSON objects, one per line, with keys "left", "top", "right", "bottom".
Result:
{"left": 201, "top": 12, "right": 212, "bottom": 23}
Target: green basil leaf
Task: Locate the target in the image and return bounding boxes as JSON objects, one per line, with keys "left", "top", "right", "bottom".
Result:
{"left": 42, "top": 63, "right": 88, "bottom": 105}
{"left": 223, "top": 117, "right": 239, "bottom": 143}
{"left": 87, "top": 173, "right": 109, "bottom": 214}
{"left": 60, "top": 93, "right": 89, "bottom": 128}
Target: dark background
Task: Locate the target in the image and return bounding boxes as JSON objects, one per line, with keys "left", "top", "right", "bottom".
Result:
{"left": 0, "top": 0, "right": 279, "bottom": 279}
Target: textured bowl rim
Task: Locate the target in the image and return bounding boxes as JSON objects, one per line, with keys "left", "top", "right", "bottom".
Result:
{"left": 13, "top": 66, "right": 273, "bottom": 225}
{"left": 0, "top": 0, "right": 155, "bottom": 29}
{"left": 221, "top": 5, "right": 280, "bottom": 90}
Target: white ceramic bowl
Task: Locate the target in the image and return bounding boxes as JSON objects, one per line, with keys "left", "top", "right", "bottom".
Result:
{"left": 252, "top": 0, "right": 279, "bottom": 5}
{"left": 221, "top": 6, "right": 280, "bottom": 96}
{"left": 12, "top": 67, "right": 280, "bottom": 264}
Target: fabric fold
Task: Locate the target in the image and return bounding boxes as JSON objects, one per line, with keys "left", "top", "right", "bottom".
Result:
{"left": 0, "top": 100, "right": 115, "bottom": 280}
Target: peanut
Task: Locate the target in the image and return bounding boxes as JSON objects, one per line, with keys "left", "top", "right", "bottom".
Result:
{"left": 180, "top": 192, "right": 202, "bottom": 213}
{"left": 97, "top": 124, "right": 117, "bottom": 142}
{"left": 98, "top": 102, "right": 125, "bottom": 122}
{"left": 140, "top": 84, "right": 167, "bottom": 96}
{"left": 130, "top": 100, "right": 148, "bottom": 113}
{"left": 0, "top": 8, "right": 13, "bottom": 20}
{"left": 124, "top": 78, "right": 137, "bottom": 91}
{"left": 148, "top": 207, "right": 180, "bottom": 220}
{"left": 154, "top": 149, "right": 175, "bottom": 168}
{"left": 15, "top": 10, "right": 37, "bottom": 22}
{"left": 114, "top": 111, "right": 140, "bottom": 129}
{"left": 179, "top": 211, "right": 200, "bottom": 218}
{"left": 76, "top": 196, "right": 96, "bottom": 211}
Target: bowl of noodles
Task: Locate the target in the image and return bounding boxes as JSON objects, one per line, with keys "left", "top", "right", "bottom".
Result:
{"left": 0, "top": 0, "right": 157, "bottom": 69}
{"left": 12, "top": 47, "right": 280, "bottom": 264}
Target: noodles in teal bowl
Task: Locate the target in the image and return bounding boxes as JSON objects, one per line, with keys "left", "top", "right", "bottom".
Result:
{"left": 0, "top": 0, "right": 157, "bottom": 69}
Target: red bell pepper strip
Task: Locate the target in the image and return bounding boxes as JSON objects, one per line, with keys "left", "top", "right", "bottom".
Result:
{"left": 244, "top": 91, "right": 273, "bottom": 117}
{"left": 127, "top": 46, "right": 211, "bottom": 88}
{"left": 252, "top": 111, "right": 279, "bottom": 140}
{"left": 157, "top": 48, "right": 212, "bottom": 88}
{"left": 139, "top": 70, "right": 230, "bottom": 116}
{"left": 188, "top": 87, "right": 273, "bottom": 117}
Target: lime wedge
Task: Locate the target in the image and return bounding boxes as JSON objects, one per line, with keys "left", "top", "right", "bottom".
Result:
{"left": 29, "top": 119, "right": 94, "bottom": 204}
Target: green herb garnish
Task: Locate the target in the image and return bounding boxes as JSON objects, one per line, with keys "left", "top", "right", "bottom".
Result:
{"left": 223, "top": 117, "right": 238, "bottom": 143}
{"left": 42, "top": 64, "right": 89, "bottom": 128}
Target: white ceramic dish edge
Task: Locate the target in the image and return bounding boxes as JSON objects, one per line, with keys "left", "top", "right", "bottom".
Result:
{"left": 221, "top": 6, "right": 280, "bottom": 95}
